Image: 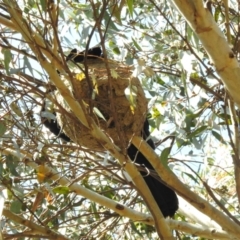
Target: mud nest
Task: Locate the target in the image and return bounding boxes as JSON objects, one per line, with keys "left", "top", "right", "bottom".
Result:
{"left": 55, "top": 63, "right": 148, "bottom": 151}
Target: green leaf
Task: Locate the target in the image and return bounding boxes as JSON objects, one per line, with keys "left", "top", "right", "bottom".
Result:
{"left": 160, "top": 147, "right": 171, "bottom": 168}
{"left": 207, "top": 157, "right": 214, "bottom": 165}
{"left": 131, "top": 37, "right": 142, "bottom": 51}
{"left": 40, "top": 0, "right": 47, "bottom": 12}
{"left": 0, "top": 162, "right": 3, "bottom": 176}
{"left": 214, "top": 6, "right": 221, "bottom": 22}
{"left": 91, "top": 202, "right": 99, "bottom": 219}
{"left": 6, "top": 155, "right": 19, "bottom": 176}
{"left": 185, "top": 112, "right": 201, "bottom": 131}
{"left": 0, "top": 121, "right": 7, "bottom": 137}
{"left": 101, "top": 186, "right": 115, "bottom": 199}
{"left": 10, "top": 200, "right": 22, "bottom": 214}
{"left": 108, "top": 40, "right": 115, "bottom": 48}
{"left": 2, "top": 49, "right": 12, "bottom": 75}
{"left": 187, "top": 125, "right": 208, "bottom": 138}
{"left": 176, "top": 138, "right": 191, "bottom": 148}
{"left": 163, "top": 29, "right": 173, "bottom": 36}
{"left": 113, "top": 47, "right": 121, "bottom": 55}
{"left": 183, "top": 172, "right": 199, "bottom": 184}
{"left": 155, "top": 77, "right": 166, "bottom": 86}
{"left": 126, "top": 0, "right": 133, "bottom": 17}
{"left": 53, "top": 186, "right": 70, "bottom": 195}
{"left": 110, "top": 0, "right": 125, "bottom": 24}
{"left": 103, "top": 11, "right": 119, "bottom": 31}
{"left": 212, "top": 130, "right": 226, "bottom": 144}
{"left": 180, "top": 86, "right": 185, "bottom": 96}
{"left": 24, "top": 56, "right": 33, "bottom": 74}
{"left": 48, "top": 205, "right": 58, "bottom": 211}
{"left": 10, "top": 101, "right": 23, "bottom": 117}
{"left": 130, "top": 222, "right": 144, "bottom": 237}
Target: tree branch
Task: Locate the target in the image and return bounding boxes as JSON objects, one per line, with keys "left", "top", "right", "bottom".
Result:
{"left": 170, "top": 0, "right": 240, "bottom": 107}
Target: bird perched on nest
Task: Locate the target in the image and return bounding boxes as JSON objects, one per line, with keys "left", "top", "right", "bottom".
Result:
{"left": 66, "top": 47, "right": 103, "bottom": 62}
{"left": 42, "top": 46, "right": 178, "bottom": 218}
{"left": 66, "top": 47, "right": 120, "bottom": 70}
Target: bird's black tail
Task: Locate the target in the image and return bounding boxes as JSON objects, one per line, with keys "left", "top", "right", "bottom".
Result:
{"left": 42, "top": 110, "right": 178, "bottom": 217}
{"left": 127, "top": 121, "right": 178, "bottom": 217}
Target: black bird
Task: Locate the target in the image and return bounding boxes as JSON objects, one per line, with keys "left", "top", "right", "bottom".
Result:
{"left": 41, "top": 115, "right": 71, "bottom": 142}
{"left": 66, "top": 46, "right": 102, "bottom": 62}
{"left": 41, "top": 103, "right": 71, "bottom": 142}
{"left": 42, "top": 47, "right": 178, "bottom": 218}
